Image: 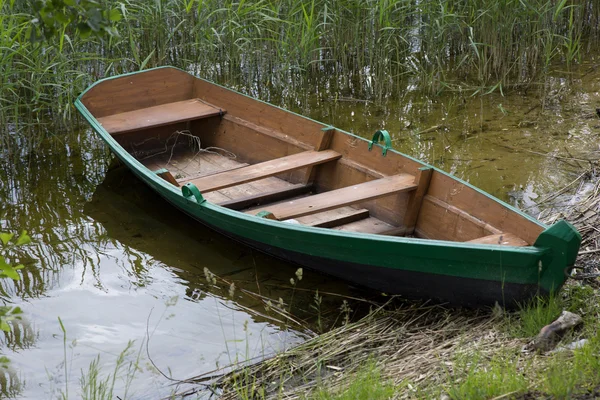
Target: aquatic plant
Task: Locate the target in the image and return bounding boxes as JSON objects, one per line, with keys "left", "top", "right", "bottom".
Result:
{"left": 2, "top": 0, "right": 600, "bottom": 150}
{"left": 29, "top": 0, "right": 122, "bottom": 41}
{"left": 0, "top": 231, "right": 29, "bottom": 331}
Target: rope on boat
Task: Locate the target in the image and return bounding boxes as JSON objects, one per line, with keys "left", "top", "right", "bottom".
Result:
{"left": 130, "top": 130, "right": 237, "bottom": 165}
{"left": 165, "top": 130, "right": 237, "bottom": 166}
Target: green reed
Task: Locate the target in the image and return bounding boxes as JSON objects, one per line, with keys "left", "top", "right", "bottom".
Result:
{"left": 1, "top": 0, "right": 599, "bottom": 150}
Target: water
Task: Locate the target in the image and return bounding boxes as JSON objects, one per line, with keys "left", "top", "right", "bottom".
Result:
{"left": 1, "top": 68, "right": 599, "bottom": 398}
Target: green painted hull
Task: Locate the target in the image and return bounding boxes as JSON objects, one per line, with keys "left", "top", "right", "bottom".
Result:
{"left": 75, "top": 67, "right": 581, "bottom": 307}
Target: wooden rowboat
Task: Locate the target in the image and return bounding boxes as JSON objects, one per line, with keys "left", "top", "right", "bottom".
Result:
{"left": 75, "top": 67, "right": 581, "bottom": 307}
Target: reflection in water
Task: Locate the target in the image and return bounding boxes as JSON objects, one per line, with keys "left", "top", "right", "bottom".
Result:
{"left": 0, "top": 72, "right": 598, "bottom": 397}
{"left": 0, "top": 127, "right": 351, "bottom": 398}
{"left": 85, "top": 167, "right": 358, "bottom": 324}
{"left": 0, "top": 357, "right": 21, "bottom": 399}
{"left": 1, "top": 316, "right": 36, "bottom": 352}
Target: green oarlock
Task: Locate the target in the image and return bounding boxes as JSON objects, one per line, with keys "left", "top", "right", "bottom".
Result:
{"left": 368, "top": 130, "right": 392, "bottom": 156}
{"left": 181, "top": 183, "right": 206, "bottom": 204}
{"left": 256, "top": 211, "right": 276, "bottom": 220}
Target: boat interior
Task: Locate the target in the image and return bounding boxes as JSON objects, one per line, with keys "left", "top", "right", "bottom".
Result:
{"left": 80, "top": 68, "right": 545, "bottom": 247}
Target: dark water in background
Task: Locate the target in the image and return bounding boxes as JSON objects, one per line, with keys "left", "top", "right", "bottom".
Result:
{"left": 1, "top": 67, "right": 599, "bottom": 398}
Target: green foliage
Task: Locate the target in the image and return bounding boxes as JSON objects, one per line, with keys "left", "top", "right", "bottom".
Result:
{"left": 29, "top": 0, "right": 122, "bottom": 41}
{"left": 79, "top": 341, "right": 137, "bottom": 400}
{"left": 2, "top": 0, "right": 600, "bottom": 150}
{"left": 446, "top": 353, "right": 528, "bottom": 400}
{"left": 0, "top": 230, "right": 30, "bottom": 332}
{"left": 0, "top": 306, "right": 22, "bottom": 333}
{"left": 564, "top": 284, "right": 597, "bottom": 315}
{"left": 311, "top": 363, "right": 395, "bottom": 400}
{"left": 538, "top": 329, "right": 600, "bottom": 398}
{"left": 0, "top": 230, "right": 28, "bottom": 281}
{"left": 507, "top": 294, "right": 564, "bottom": 338}
{"left": 56, "top": 317, "right": 142, "bottom": 400}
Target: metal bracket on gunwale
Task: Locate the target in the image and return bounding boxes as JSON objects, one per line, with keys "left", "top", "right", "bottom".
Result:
{"left": 368, "top": 130, "right": 392, "bottom": 156}
{"left": 256, "top": 211, "right": 276, "bottom": 220}
{"left": 182, "top": 183, "right": 206, "bottom": 204}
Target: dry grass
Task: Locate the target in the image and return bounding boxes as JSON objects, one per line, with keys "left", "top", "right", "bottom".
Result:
{"left": 541, "top": 164, "right": 600, "bottom": 280}
{"left": 178, "top": 303, "right": 521, "bottom": 399}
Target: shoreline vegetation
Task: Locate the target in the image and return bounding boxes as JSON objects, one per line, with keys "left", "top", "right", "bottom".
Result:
{"left": 180, "top": 248, "right": 600, "bottom": 398}
{"left": 2, "top": 0, "right": 600, "bottom": 150}
{"left": 172, "top": 171, "right": 600, "bottom": 399}
{"left": 193, "top": 286, "right": 600, "bottom": 400}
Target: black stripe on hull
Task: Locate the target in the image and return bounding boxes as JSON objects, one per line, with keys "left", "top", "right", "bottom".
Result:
{"left": 196, "top": 218, "right": 544, "bottom": 308}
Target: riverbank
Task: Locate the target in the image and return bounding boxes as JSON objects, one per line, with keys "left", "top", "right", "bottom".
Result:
{"left": 182, "top": 282, "right": 600, "bottom": 399}
{"left": 178, "top": 169, "right": 600, "bottom": 399}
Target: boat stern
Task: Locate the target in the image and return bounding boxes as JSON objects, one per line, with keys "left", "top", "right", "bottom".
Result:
{"left": 534, "top": 220, "right": 582, "bottom": 293}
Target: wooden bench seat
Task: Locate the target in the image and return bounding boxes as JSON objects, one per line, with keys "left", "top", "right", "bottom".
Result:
{"left": 186, "top": 150, "right": 341, "bottom": 193}
{"left": 295, "top": 207, "right": 370, "bottom": 228}
{"left": 334, "top": 217, "right": 404, "bottom": 235}
{"left": 253, "top": 174, "right": 417, "bottom": 220}
{"left": 97, "top": 99, "right": 224, "bottom": 135}
{"left": 217, "top": 184, "right": 314, "bottom": 210}
{"left": 466, "top": 233, "right": 529, "bottom": 246}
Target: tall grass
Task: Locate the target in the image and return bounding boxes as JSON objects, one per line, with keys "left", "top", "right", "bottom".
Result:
{"left": 507, "top": 293, "right": 565, "bottom": 338}
{"left": 2, "top": 0, "right": 600, "bottom": 150}
{"left": 311, "top": 361, "right": 395, "bottom": 400}
{"left": 445, "top": 352, "right": 529, "bottom": 400}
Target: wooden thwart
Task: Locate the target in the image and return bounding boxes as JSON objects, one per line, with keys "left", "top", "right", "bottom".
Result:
{"left": 256, "top": 174, "right": 417, "bottom": 220}
{"left": 466, "top": 233, "right": 529, "bottom": 247}
{"left": 97, "top": 98, "right": 224, "bottom": 135}
{"left": 334, "top": 217, "right": 405, "bottom": 236}
{"left": 188, "top": 150, "right": 341, "bottom": 193}
{"left": 177, "top": 163, "right": 249, "bottom": 184}
{"left": 295, "top": 207, "right": 370, "bottom": 228}
{"left": 217, "top": 184, "right": 314, "bottom": 210}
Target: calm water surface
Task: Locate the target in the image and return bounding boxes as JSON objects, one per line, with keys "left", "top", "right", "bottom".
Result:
{"left": 1, "top": 69, "right": 599, "bottom": 398}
